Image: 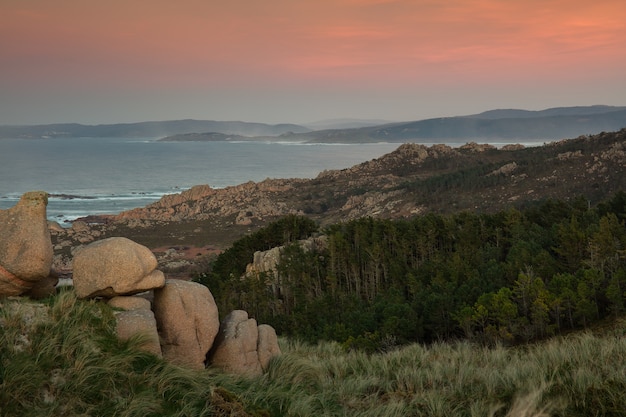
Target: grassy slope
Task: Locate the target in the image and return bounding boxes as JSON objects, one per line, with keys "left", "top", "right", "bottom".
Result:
{"left": 2, "top": 291, "right": 626, "bottom": 416}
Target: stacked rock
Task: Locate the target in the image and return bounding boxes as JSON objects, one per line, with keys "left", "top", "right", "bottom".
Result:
{"left": 1, "top": 191, "right": 281, "bottom": 375}
{"left": 153, "top": 279, "right": 220, "bottom": 369}
{"left": 109, "top": 295, "right": 162, "bottom": 357}
{"left": 72, "top": 238, "right": 280, "bottom": 373}
{"left": 209, "top": 310, "right": 282, "bottom": 376}
{"left": 72, "top": 237, "right": 165, "bottom": 298}
{"left": 0, "top": 191, "right": 54, "bottom": 296}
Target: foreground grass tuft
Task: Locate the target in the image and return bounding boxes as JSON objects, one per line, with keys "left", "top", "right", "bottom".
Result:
{"left": 0, "top": 290, "right": 253, "bottom": 417}
{"left": 225, "top": 333, "right": 626, "bottom": 417}
{"left": 2, "top": 291, "right": 626, "bottom": 416}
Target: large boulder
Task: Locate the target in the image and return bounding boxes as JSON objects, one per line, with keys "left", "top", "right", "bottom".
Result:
{"left": 114, "top": 309, "right": 162, "bottom": 357}
{"left": 0, "top": 191, "right": 53, "bottom": 296}
{"left": 72, "top": 237, "right": 165, "bottom": 298}
{"left": 108, "top": 295, "right": 152, "bottom": 311}
{"left": 257, "top": 324, "right": 281, "bottom": 372}
{"left": 110, "top": 295, "right": 161, "bottom": 356}
{"left": 209, "top": 310, "right": 263, "bottom": 376}
{"left": 152, "top": 279, "right": 220, "bottom": 369}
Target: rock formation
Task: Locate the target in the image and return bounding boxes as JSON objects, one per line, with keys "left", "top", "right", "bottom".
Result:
{"left": 209, "top": 310, "right": 281, "bottom": 377}
{"left": 209, "top": 310, "right": 263, "bottom": 376}
{"left": 72, "top": 237, "right": 165, "bottom": 298}
{"left": 113, "top": 297, "right": 162, "bottom": 357}
{"left": 257, "top": 324, "right": 281, "bottom": 372}
{"left": 246, "top": 236, "right": 327, "bottom": 277}
{"left": 245, "top": 236, "right": 327, "bottom": 299}
{"left": 115, "top": 179, "right": 304, "bottom": 224}
{"left": 108, "top": 295, "right": 152, "bottom": 311}
{"left": 153, "top": 279, "right": 220, "bottom": 369}
{"left": 0, "top": 191, "right": 53, "bottom": 296}
{"left": 1, "top": 191, "right": 281, "bottom": 375}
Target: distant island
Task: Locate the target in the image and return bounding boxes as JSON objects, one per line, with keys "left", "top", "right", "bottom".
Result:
{"left": 0, "top": 119, "right": 311, "bottom": 140}
{"left": 2, "top": 105, "right": 626, "bottom": 143}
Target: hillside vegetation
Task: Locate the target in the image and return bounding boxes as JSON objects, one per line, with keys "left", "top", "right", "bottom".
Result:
{"left": 199, "top": 192, "right": 626, "bottom": 351}
{"left": 2, "top": 290, "right": 626, "bottom": 416}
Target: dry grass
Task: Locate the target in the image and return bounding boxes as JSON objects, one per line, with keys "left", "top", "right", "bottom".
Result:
{"left": 2, "top": 291, "right": 626, "bottom": 416}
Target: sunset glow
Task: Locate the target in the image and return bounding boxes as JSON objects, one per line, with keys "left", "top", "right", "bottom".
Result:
{"left": 1, "top": 0, "right": 625, "bottom": 124}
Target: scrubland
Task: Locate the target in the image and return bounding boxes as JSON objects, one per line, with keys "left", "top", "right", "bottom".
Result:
{"left": 2, "top": 290, "right": 625, "bottom": 416}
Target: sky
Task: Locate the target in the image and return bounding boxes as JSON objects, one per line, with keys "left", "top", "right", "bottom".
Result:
{"left": 1, "top": 0, "right": 625, "bottom": 125}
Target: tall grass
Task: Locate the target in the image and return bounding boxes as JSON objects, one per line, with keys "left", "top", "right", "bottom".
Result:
{"left": 2, "top": 291, "right": 626, "bottom": 416}
{"left": 229, "top": 331, "right": 626, "bottom": 417}
{"left": 0, "top": 290, "right": 251, "bottom": 417}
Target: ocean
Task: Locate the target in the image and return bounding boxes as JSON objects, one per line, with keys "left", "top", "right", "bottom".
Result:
{"left": 0, "top": 137, "right": 401, "bottom": 224}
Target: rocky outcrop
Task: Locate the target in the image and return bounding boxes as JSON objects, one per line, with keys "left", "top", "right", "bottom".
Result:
{"left": 246, "top": 236, "right": 327, "bottom": 277}
{"left": 72, "top": 237, "right": 165, "bottom": 298}
{"left": 2, "top": 191, "right": 281, "bottom": 375}
{"left": 317, "top": 143, "right": 459, "bottom": 182}
{"left": 209, "top": 310, "right": 281, "bottom": 376}
{"left": 460, "top": 142, "right": 496, "bottom": 152}
{"left": 47, "top": 129, "right": 620, "bottom": 235}
{"left": 257, "top": 324, "right": 281, "bottom": 372}
{"left": 115, "top": 180, "right": 305, "bottom": 224}
{"left": 153, "top": 279, "right": 220, "bottom": 369}
{"left": 0, "top": 191, "right": 53, "bottom": 296}
{"left": 501, "top": 144, "right": 525, "bottom": 151}
{"left": 109, "top": 296, "right": 161, "bottom": 357}
{"left": 340, "top": 190, "right": 407, "bottom": 220}
{"left": 489, "top": 162, "right": 518, "bottom": 176}
{"left": 108, "top": 295, "right": 152, "bottom": 311}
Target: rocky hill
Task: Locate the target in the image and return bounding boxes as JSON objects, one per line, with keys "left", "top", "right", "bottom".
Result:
{"left": 115, "top": 129, "right": 626, "bottom": 225}
{"left": 49, "top": 129, "right": 626, "bottom": 277}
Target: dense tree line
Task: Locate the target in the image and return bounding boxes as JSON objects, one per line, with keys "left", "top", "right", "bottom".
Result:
{"left": 197, "top": 192, "right": 626, "bottom": 351}
{"left": 199, "top": 214, "right": 318, "bottom": 305}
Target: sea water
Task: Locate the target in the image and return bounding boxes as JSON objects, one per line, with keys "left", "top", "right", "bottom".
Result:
{"left": 0, "top": 137, "right": 400, "bottom": 224}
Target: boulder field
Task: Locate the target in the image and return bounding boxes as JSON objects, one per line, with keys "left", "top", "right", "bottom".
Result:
{"left": 0, "top": 191, "right": 280, "bottom": 376}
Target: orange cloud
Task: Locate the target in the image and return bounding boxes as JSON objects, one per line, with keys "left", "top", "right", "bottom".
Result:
{"left": 1, "top": 0, "right": 625, "bottom": 91}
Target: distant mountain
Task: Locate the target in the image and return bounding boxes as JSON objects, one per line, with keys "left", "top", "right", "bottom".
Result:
{"left": 466, "top": 105, "right": 626, "bottom": 119}
{"left": 157, "top": 132, "right": 250, "bottom": 142}
{"left": 0, "top": 120, "right": 311, "bottom": 139}
{"left": 269, "top": 106, "right": 626, "bottom": 143}
{"left": 3, "top": 106, "right": 626, "bottom": 143}
{"left": 303, "top": 118, "right": 396, "bottom": 130}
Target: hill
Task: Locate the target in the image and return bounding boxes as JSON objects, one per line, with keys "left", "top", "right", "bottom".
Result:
{"left": 4, "top": 105, "right": 624, "bottom": 143}
{"left": 0, "top": 119, "right": 311, "bottom": 139}
{"left": 109, "top": 128, "right": 626, "bottom": 228}
{"left": 156, "top": 106, "right": 626, "bottom": 144}
{"left": 284, "top": 106, "right": 626, "bottom": 143}
{"left": 465, "top": 104, "right": 626, "bottom": 119}
{"left": 49, "top": 128, "right": 626, "bottom": 283}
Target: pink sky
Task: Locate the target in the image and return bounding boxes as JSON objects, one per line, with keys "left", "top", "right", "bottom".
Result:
{"left": 1, "top": 0, "right": 625, "bottom": 124}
